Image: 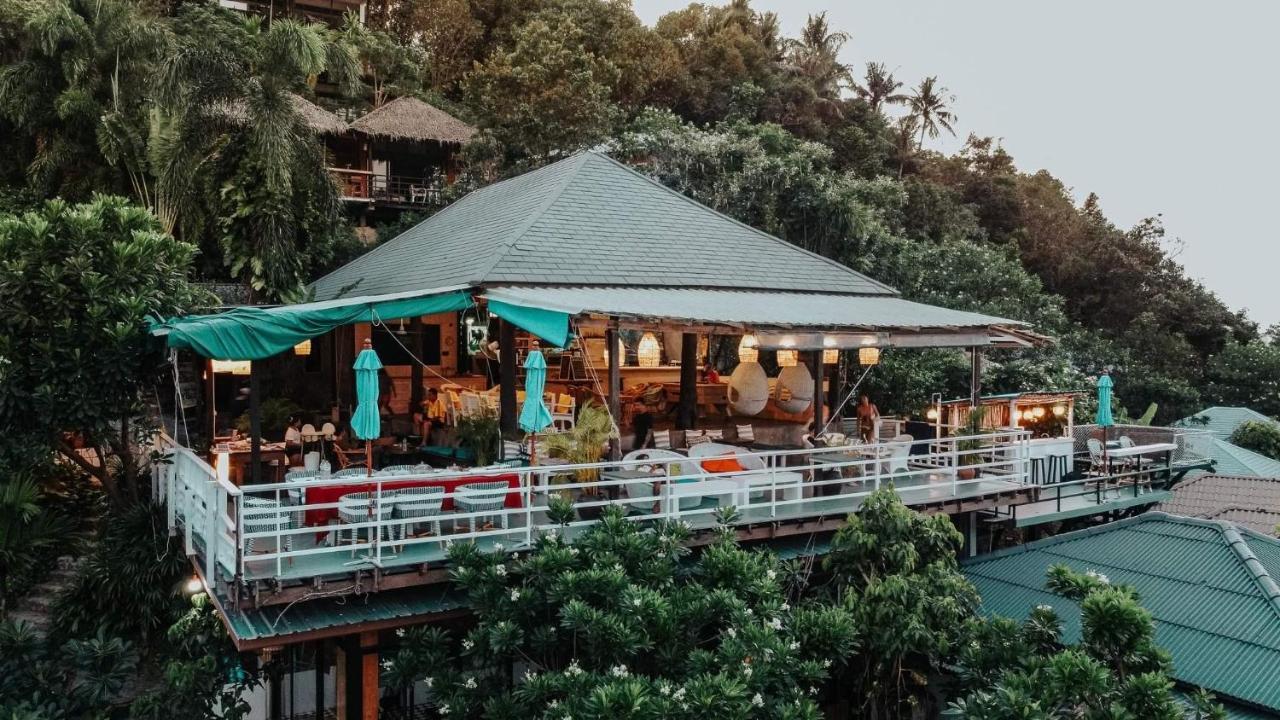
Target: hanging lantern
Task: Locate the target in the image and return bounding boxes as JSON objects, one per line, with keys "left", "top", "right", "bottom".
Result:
{"left": 1052, "top": 404, "right": 1067, "bottom": 417}
{"left": 822, "top": 337, "right": 839, "bottom": 364}
{"left": 637, "top": 332, "right": 661, "bottom": 367}
{"left": 294, "top": 339, "right": 312, "bottom": 356}
{"left": 858, "top": 346, "right": 881, "bottom": 366}
{"left": 926, "top": 407, "right": 939, "bottom": 421}
{"left": 776, "top": 348, "right": 798, "bottom": 367}
{"left": 212, "top": 359, "right": 251, "bottom": 375}
{"left": 602, "top": 337, "right": 625, "bottom": 366}
{"left": 1032, "top": 406, "right": 1046, "bottom": 419}
{"left": 737, "top": 334, "right": 759, "bottom": 364}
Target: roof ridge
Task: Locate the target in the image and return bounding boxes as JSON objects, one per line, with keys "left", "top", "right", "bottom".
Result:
{"left": 584, "top": 151, "right": 900, "bottom": 296}
{"left": 474, "top": 153, "right": 591, "bottom": 284}
{"left": 1216, "top": 522, "right": 1280, "bottom": 621}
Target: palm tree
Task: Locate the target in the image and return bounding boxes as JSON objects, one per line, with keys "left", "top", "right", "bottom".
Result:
{"left": 907, "top": 76, "right": 958, "bottom": 150}
{"left": 893, "top": 115, "right": 919, "bottom": 177}
{"left": 786, "top": 13, "right": 853, "bottom": 100}
{"left": 854, "top": 62, "right": 907, "bottom": 112}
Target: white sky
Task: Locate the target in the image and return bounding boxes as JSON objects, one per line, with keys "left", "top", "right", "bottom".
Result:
{"left": 632, "top": 0, "right": 1279, "bottom": 326}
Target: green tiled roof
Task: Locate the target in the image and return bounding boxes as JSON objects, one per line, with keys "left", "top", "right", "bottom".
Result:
{"left": 1174, "top": 406, "right": 1278, "bottom": 441}
{"left": 1191, "top": 438, "right": 1280, "bottom": 480}
{"left": 310, "top": 151, "right": 896, "bottom": 301}
{"left": 962, "top": 513, "right": 1280, "bottom": 712}
{"left": 220, "top": 585, "right": 466, "bottom": 649}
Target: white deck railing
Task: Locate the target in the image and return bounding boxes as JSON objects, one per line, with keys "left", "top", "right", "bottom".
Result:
{"left": 158, "top": 431, "right": 1034, "bottom": 587}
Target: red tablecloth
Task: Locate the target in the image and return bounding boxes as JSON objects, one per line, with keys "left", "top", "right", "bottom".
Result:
{"left": 303, "top": 473, "right": 522, "bottom": 527}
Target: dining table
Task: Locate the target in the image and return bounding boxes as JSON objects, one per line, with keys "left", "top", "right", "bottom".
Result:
{"left": 302, "top": 471, "right": 522, "bottom": 528}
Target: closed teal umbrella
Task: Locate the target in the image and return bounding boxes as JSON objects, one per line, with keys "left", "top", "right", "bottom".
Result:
{"left": 352, "top": 338, "right": 383, "bottom": 475}
{"left": 519, "top": 348, "right": 554, "bottom": 464}
{"left": 1095, "top": 373, "right": 1114, "bottom": 427}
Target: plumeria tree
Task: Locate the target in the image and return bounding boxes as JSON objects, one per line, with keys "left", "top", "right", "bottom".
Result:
{"left": 952, "top": 566, "right": 1227, "bottom": 719}
{"left": 382, "top": 508, "right": 857, "bottom": 719}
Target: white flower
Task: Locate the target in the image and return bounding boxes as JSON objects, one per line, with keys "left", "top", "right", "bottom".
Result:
{"left": 632, "top": 596, "right": 643, "bottom": 607}
{"left": 424, "top": 676, "right": 433, "bottom": 687}
{"left": 767, "top": 617, "right": 782, "bottom": 630}
{"left": 1085, "top": 569, "right": 1110, "bottom": 585}
{"left": 493, "top": 542, "right": 504, "bottom": 552}
{"left": 495, "top": 564, "right": 507, "bottom": 576}
{"left": 395, "top": 628, "right": 406, "bottom": 638}
{"left": 766, "top": 569, "right": 777, "bottom": 581}
{"left": 742, "top": 665, "right": 753, "bottom": 678}
{"left": 1035, "top": 604, "right": 1053, "bottom": 612}
{"left": 566, "top": 660, "right": 583, "bottom": 676}
{"left": 659, "top": 683, "right": 672, "bottom": 696}
{"left": 822, "top": 659, "right": 832, "bottom": 669}
{"left": 808, "top": 686, "right": 817, "bottom": 695}
{"left": 380, "top": 659, "right": 392, "bottom": 671}
{"left": 549, "top": 700, "right": 559, "bottom": 708}
{"left": 510, "top": 589, "right": 522, "bottom": 601}
{"left": 763, "top": 648, "right": 774, "bottom": 659}
{"left": 523, "top": 668, "right": 538, "bottom": 682}
{"left": 788, "top": 641, "right": 800, "bottom": 651}
{"left": 752, "top": 693, "right": 764, "bottom": 708}
{"left": 462, "top": 638, "right": 474, "bottom": 650}
{"left": 611, "top": 664, "right": 629, "bottom": 677}
{"left": 673, "top": 687, "right": 686, "bottom": 701}
{"left": 569, "top": 547, "right": 579, "bottom": 556}
{"left": 744, "top": 608, "right": 753, "bottom": 617}
{"left": 464, "top": 676, "right": 477, "bottom": 689}
{"left": 439, "top": 704, "right": 450, "bottom": 716}
{"left": 780, "top": 602, "right": 790, "bottom": 612}
{"left": 726, "top": 627, "right": 737, "bottom": 638}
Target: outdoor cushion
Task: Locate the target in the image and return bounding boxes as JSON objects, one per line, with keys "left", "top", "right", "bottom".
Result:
{"left": 701, "top": 454, "right": 745, "bottom": 474}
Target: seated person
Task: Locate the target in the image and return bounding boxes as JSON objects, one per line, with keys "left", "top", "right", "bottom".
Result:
{"left": 283, "top": 415, "right": 303, "bottom": 467}
{"left": 417, "top": 388, "right": 448, "bottom": 443}
{"left": 700, "top": 361, "right": 720, "bottom": 384}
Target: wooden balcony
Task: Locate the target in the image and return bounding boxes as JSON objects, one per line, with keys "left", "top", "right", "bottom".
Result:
{"left": 329, "top": 168, "right": 446, "bottom": 208}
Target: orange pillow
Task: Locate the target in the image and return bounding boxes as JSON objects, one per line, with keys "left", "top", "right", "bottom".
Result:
{"left": 701, "top": 453, "right": 744, "bottom": 473}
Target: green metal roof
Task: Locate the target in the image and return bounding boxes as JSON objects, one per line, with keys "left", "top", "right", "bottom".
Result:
{"left": 1188, "top": 438, "right": 1280, "bottom": 480}
{"left": 963, "top": 513, "right": 1280, "bottom": 712}
{"left": 1174, "top": 407, "right": 1278, "bottom": 441}
{"left": 220, "top": 585, "right": 467, "bottom": 650}
{"left": 310, "top": 151, "right": 897, "bottom": 301}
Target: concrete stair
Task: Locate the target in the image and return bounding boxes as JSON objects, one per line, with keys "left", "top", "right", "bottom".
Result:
{"left": 5, "top": 556, "right": 80, "bottom": 636}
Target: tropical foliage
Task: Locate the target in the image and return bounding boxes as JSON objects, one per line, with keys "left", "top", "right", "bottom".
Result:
{"left": 1229, "top": 420, "right": 1280, "bottom": 461}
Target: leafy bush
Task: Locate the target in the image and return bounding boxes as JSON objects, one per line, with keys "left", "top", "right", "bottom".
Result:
{"left": 456, "top": 406, "right": 501, "bottom": 466}
{"left": 1229, "top": 419, "right": 1280, "bottom": 460}
{"left": 0, "top": 620, "right": 139, "bottom": 719}
{"left": 49, "top": 502, "right": 187, "bottom": 646}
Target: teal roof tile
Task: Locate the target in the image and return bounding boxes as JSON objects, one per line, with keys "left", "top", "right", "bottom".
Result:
{"left": 962, "top": 513, "right": 1280, "bottom": 712}
{"left": 1174, "top": 407, "right": 1278, "bottom": 441}
{"left": 310, "top": 151, "right": 896, "bottom": 301}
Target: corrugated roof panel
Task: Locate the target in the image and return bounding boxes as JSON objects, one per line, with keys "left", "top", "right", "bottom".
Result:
{"left": 1173, "top": 407, "right": 1278, "bottom": 441}
{"left": 963, "top": 513, "right": 1280, "bottom": 712}
{"left": 482, "top": 286, "right": 1021, "bottom": 332}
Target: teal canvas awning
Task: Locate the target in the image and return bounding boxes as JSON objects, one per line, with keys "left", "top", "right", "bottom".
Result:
{"left": 152, "top": 288, "right": 473, "bottom": 361}
{"left": 486, "top": 298, "right": 571, "bottom": 348}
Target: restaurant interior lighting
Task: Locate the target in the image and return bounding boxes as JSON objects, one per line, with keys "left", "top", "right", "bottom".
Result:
{"left": 775, "top": 349, "right": 798, "bottom": 367}
{"left": 1052, "top": 404, "right": 1066, "bottom": 417}
{"left": 738, "top": 334, "right": 759, "bottom": 364}
{"left": 858, "top": 346, "right": 880, "bottom": 366}
{"left": 1032, "top": 406, "right": 1046, "bottom": 419}
{"left": 637, "top": 332, "right": 661, "bottom": 367}
{"left": 926, "top": 407, "right": 939, "bottom": 421}
{"left": 293, "top": 339, "right": 312, "bottom": 356}
{"left": 822, "top": 337, "right": 839, "bottom": 364}
{"left": 211, "top": 359, "right": 251, "bottom": 375}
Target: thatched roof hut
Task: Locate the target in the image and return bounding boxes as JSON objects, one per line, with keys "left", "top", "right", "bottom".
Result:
{"left": 289, "top": 95, "right": 350, "bottom": 135}
{"left": 350, "top": 96, "right": 476, "bottom": 145}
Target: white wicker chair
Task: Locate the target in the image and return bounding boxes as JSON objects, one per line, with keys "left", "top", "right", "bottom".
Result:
{"left": 453, "top": 481, "right": 510, "bottom": 532}
{"left": 336, "top": 492, "right": 394, "bottom": 556}
{"left": 391, "top": 486, "right": 445, "bottom": 546}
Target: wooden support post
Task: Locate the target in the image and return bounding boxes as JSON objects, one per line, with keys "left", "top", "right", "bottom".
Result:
{"left": 967, "top": 511, "right": 978, "bottom": 558}
{"left": 249, "top": 360, "right": 262, "bottom": 484}
{"left": 676, "top": 333, "right": 698, "bottom": 430}
{"left": 334, "top": 642, "right": 348, "bottom": 720}
{"left": 812, "top": 351, "right": 825, "bottom": 434}
{"left": 498, "top": 319, "right": 517, "bottom": 435}
{"left": 314, "top": 640, "right": 326, "bottom": 720}
{"left": 360, "top": 631, "right": 379, "bottom": 720}
{"left": 969, "top": 348, "right": 983, "bottom": 408}
{"left": 409, "top": 317, "right": 424, "bottom": 422}
{"left": 204, "top": 358, "right": 216, "bottom": 439}
{"left": 606, "top": 319, "right": 621, "bottom": 460}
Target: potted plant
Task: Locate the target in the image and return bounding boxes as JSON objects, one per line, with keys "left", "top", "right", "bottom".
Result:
{"left": 456, "top": 406, "right": 500, "bottom": 466}
{"left": 953, "top": 406, "right": 987, "bottom": 481}
{"left": 543, "top": 400, "right": 617, "bottom": 521}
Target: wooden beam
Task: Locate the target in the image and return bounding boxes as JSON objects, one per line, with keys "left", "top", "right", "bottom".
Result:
{"left": 812, "top": 351, "right": 825, "bottom": 433}
{"left": 249, "top": 361, "right": 262, "bottom": 484}
{"left": 606, "top": 318, "right": 621, "bottom": 460}
{"left": 409, "top": 317, "right": 423, "bottom": 420}
{"left": 676, "top": 333, "right": 698, "bottom": 430}
{"left": 498, "top": 319, "right": 517, "bottom": 434}
{"left": 360, "top": 631, "right": 379, "bottom": 720}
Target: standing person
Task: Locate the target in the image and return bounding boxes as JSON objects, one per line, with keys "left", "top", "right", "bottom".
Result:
{"left": 856, "top": 394, "right": 880, "bottom": 443}
{"left": 283, "top": 416, "right": 303, "bottom": 467}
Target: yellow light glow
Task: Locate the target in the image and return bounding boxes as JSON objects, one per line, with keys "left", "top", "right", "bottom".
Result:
{"left": 822, "top": 337, "right": 838, "bottom": 364}
{"left": 1032, "top": 406, "right": 1046, "bottom": 419}
{"left": 211, "top": 359, "right": 251, "bottom": 375}
{"left": 637, "top": 332, "right": 661, "bottom": 368}
{"left": 776, "top": 349, "right": 798, "bottom": 367}
{"left": 294, "top": 339, "right": 312, "bottom": 356}
{"left": 926, "top": 408, "right": 939, "bottom": 421}
{"left": 858, "top": 347, "right": 880, "bottom": 366}
{"left": 738, "top": 334, "right": 759, "bottom": 364}
{"left": 1052, "top": 404, "right": 1066, "bottom": 417}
